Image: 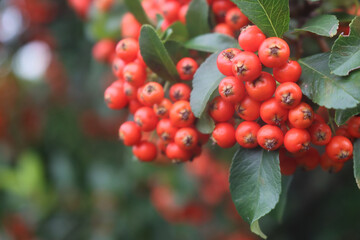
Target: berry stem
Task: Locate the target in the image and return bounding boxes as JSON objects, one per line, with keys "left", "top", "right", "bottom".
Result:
{"left": 327, "top": 109, "right": 336, "bottom": 135}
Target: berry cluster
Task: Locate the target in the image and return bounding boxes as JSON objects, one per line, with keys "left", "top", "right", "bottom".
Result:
{"left": 105, "top": 33, "right": 208, "bottom": 162}
{"left": 213, "top": 26, "right": 359, "bottom": 175}
{"left": 99, "top": 0, "right": 250, "bottom": 163}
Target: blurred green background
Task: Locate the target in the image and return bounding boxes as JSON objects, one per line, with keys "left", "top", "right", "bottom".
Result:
{"left": 0, "top": 0, "right": 360, "bottom": 239}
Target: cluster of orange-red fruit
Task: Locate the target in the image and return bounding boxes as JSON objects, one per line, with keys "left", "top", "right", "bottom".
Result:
{"left": 95, "top": 0, "right": 253, "bottom": 163}
{"left": 212, "top": 25, "right": 360, "bottom": 175}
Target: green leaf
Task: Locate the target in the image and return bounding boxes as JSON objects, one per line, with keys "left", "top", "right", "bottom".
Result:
{"left": 124, "top": 0, "right": 152, "bottom": 25}
{"left": 353, "top": 139, "right": 360, "bottom": 189}
{"left": 335, "top": 104, "right": 360, "bottom": 126}
{"left": 164, "top": 41, "right": 190, "bottom": 63}
{"left": 139, "top": 25, "right": 179, "bottom": 82}
{"left": 298, "top": 53, "right": 360, "bottom": 109}
{"left": 186, "top": 0, "right": 211, "bottom": 38}
{"left": 332, "top": 12, "right": 356, "bottom": 22}
{"left": 272, "top": 176, "right": 293, "bottom": 223}
{"left": 162, "top": 21, "right": 189, "bottom": 43}
{"left": 229, "top": 148, "right": 281, "bottom": 238}
{"left": 185, "top": 33, "right": 239, "bottom": 53}
{"left": 231, "top": 0, "right": 289, "bottom": 37}
{"left": 329, "top": 16, "right": 360, "bottom": 76}
{"left": 295, "top": 15, "right": 339, "bottom": 37}
{"left": 196, "top": 113, "right": 215, "bottom": 134}
{"left": 250, "top": 220, "right": 267, "bottom": 239}
{"left": 190, "top": 52, "right": 225, "bottom": 117}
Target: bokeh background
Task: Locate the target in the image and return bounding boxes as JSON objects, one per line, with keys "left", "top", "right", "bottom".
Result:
{"left": 0, "top": 0, "right": 360, "bottom": 239}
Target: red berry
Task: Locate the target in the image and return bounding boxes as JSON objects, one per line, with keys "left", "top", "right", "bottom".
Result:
{"left": 326, "top": 136, "right": 353, "bottom": 163}
{"left": 156, "top": 118, "right": 178, "bottom": 143}
{"left": 218, "top": 76, "right": 246, "bottom": 103}
{"left": 141, "top": 82, "right": 164, "bottom": 105}
{"left": 133, "top": 141, "right": 157, "bottom": 162}
{"left": 104, "top": 80, "right": 128, "bottom": 110}
{"left": 257, "top": 125, "right": 284, "bottom": 151}
{"left": 288, "top": 102, "right": 314, "bottom": 129}
{"left": 134, "top": 107, "right": 158, "bottom": 132}
{"left": 119, "top": 121, "right": 142, "bottom": 146}
{"left": 232, "top": 51, "right": 262, "bottom": 82}
{"left": 273, "top": 60, "right": 302, "bottom": 83}
{"left": 209, "top": 96, "right": 235, "bottom": 122}
{"left": 175, "top": 127, "right": 199, "bottom": 150}
{"left": 347, "top": 116, "right": 360, "bottom": 138}
{"left": 225, "top": 7, "right": 249, "bottom": 30}
{"left": 274, "top": 82, "right": 302, "bottom": 109}
{"left": 212, "top": 122, "right": 236, "bottom": 148}
{"left": 245, "top": 72, "right": 276, "bottom": 102}
{"left": 176, "top": 57, "right": 198, "bottom": 81}
{"left": 169, "top": 83, "right": 191, "bottom": 102}
{"left": 166, "top": 142, "right": 192, "bottom": 162}
{"left": 258, "top": 37, "right": 290, "bottom": 68}
{"left": 123, "top": 62, "right": 147, "bottom": 87}
{"left": 309, "top": 122, "right": 332, "bottom": 145}
{"left": 116, "top": 38, "right": 139, "bottom": 62}
{"left": 92, "top": 39, "right": 116, "bottom": 63}
{"left": 284, "top": 128, "right": 311, "bottom": 153}
{"left": 169, "top": 100, "right": 195, "bottom": 128}
{"left": 153, "top": 98, "right": 172, "bottom": 118}
{"left": 217, "top": 48, "right": 242, "bottom": 76}
{"left": 238, "top": 25, "right": 266, "bottom": 52}
{"left": 235, "top": 95, "right": 261, "bottom": 121}
{"left": 235, "top": 121, "right": 260, "bottom": 148}
{"left": 260, "top": 98, "right": 289, "bottom": 125}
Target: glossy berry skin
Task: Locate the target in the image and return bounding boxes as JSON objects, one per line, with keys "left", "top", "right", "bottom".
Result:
{"left": 112, "top": 57, "right": 126, "bottom": 78}
{"left": 212, "top": 123, "right": 236, "bottom": 148}
{"left": 296, "top": 147, "right": 320, "bottom": 171}
{"left": 335, "top": 126, "right": 353, "bottom": 140}
{"left": 92, "top": 39, "right": 116, "bottom": 63}
{"left": 161, "top": 1, "right": 181, "bottom": 23}
{"left": 347, "top": 116, "right": 360, "bottom": 138}
{"left": 153, "top": 98, "right": 172, "bottom": 118}
{"left": 175, "top": 128, "right": 199, "bottom": 150}
{"left": 235, "top": 121, "right": 260, "bottom": 148}
{"left": 257, "top": 125, "right": 284, "bottom": 151}
{"left": 258, "top": 37, "right": 290, "bottom": 68}
{"left": 119, "top": 121, "right": 141, "bottom": 146}
{"left": 176, "top": 57, "right": 198, "bottom": 81}
{"left": 309, "top": 123, "right": 332, "bottom": 146}
{"left": 212, "top": 0, "right": 234, "bottom": 19}
{"left": 284, "top": 128, "right": 311, "bottom": 153}
{"left": 326, "top": 136, "right": 353, "bottom": 162}
{"left": 275, "top": 82, "right": 302, "bottom": 109}
{"left": 115, "top": 38, "right": 139, "bottom": 62}
{"left": 273, "top": 60, "right": 302, "bottom": 83}
{"left": 178, "top": 4, "right": 189, "bottom": 24}
{"left": 123, "top": 62, "right": 147, "bottom": 87}
{"left": 238, "top": 25, "right": 266, "bottom": 52}
{"left": 279, "top": 148, "right": 297, "bottom": 175}
{"left": 225, "top": 7, "right": 249, "bottom": 30}
{"left": 134, "top": 107, "right": 158, "bottom": 132}
{"left": 166, "top": 142, "right": 192, "bottom": 162}
{"left": 235, "top": 96, "right": 261, "bottom": 121}
{"left": 260, "top": 98, "right": 288, "bottom": 125}
{"left": 156, "top": 118, "right": 178, "bottom": 143}
{"left": 141, "top": 82, "right": 164, "bottom": 105}
{"left": 169, "top": 100, "right": 195, "bottom": 128}
{"left": 320, "top": 152, "right": 344, "bottom": 173}
{"left": 245, "top": 72, "right": 276, "bottom": 102}
{"left": 288, "top": 102, "right": 314, "bottom": 129}
{"left": 217, "top": 48, "right": 242, "bottom": 76}
{"left": 218, "top": 76, "right": 246, "bottom": 103}
{"left": 133, "top": 141, "right": 157, "bottom": 162}
{"left": 169, "top": 83, "right": 191, "bottom": 102}
{"left": 209, "top": 96, "right": 235, "bottom": 122}
{"left": 104, "top": 80, "right": 128, "bottom": 110}
{"left": 121, "top": 13, "right": 141, "bottom": 39}
{"left": 129, "top": 100, "right": 142, "bottom": 114}
{"left": 214, "top": 23, "right": 234, "bottom": 37}
{"left": 232, "top": 51, "right": 262, "bottom": 82}
{"left": 123, "top": 81, "right": 137, "bottom": 100}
